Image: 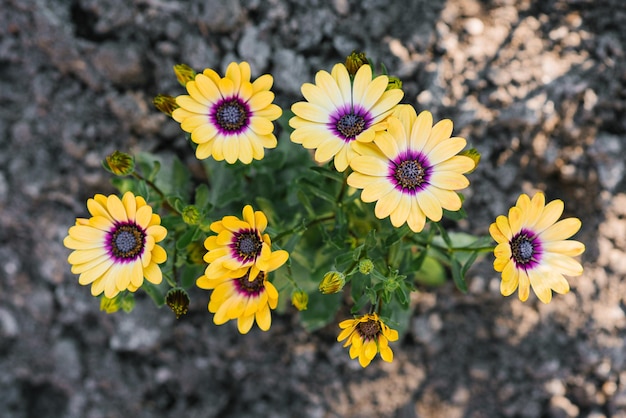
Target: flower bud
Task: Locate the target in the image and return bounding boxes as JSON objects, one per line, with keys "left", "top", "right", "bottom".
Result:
{"left": 386, "top": 76, "right": 403, "bottom": 91}
{"left": 186, "top": 240, "right": 206, "bottom": 265}
{"left": 182, "top": 205, "right": 201, "bottom": 225}
{"left": 291, "top": 290, "right": 309, "bottom": 311}
{"left": 103, "top": 151, "right": 135, "bottom": 176}
{"left": 173, "top": 63, "right": 196, "bottom": 86}
{"left": 459, "top": 148, "right": 481, "bottom": 173}
{"left": 100, "top": 295, "right": 121, "bottom": 314}
{"left": 166, "top": 288, "right": 190, "bottom": 319}
{"left": 319, "top": 271, "right": 346, "bottom": 294}
{"left": 153, "top": 94, "right": 179, "bottom": 117}
{"left": 358, "top": 259, "right": 374, "bottom": 275}
{"left": 345, "top": 51, "right": 369, "bottom": 77}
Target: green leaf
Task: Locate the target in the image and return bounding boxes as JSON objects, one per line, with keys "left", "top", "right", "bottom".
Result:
{"left": 176, "top": 225, "right": 198, "bottom": 250}
{"left": 142, "top": 281, "right": 165, "bottom": 306}
{"left": 299, "top": 291, "right": 342, "bottom": 332}
{"left": 180, "top": 264, "right": 203, "bottom": 289}
{"left": 451, "top": 257, "right": 468, "bottom": 293}
{"left": 309, "top": 166, "right": 345, "bottom": 183}
{"left": 413, "top": 255, "right": 447, "bottom": 287}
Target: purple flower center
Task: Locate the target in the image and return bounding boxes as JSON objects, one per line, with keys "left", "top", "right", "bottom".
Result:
{"left": 212, "top": 97, "right": 249, "bottom": 135}
{"left": 231, "top": 229, "right": 263, "bottom": 263}
{"left": 388, "top": 150, "right": 432, "bottom": 194}
{"left": 107, "top": 222, "right": 146, "bottom": 262}
{"left": 329, "top": 105, "right": 372, "bottom": 142}
{"left": 235, "top": 270, "right": 266, "bottom": 297}
{"left": 510, "top": 229, "right": 542, "bottom": 270}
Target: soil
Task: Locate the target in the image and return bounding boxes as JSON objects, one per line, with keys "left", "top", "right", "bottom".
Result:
{"left": 1, "top": 0, "right": 625, "bottom": 417}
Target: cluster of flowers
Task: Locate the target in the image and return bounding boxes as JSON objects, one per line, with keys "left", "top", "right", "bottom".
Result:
{"left": 64, "top": 53, "right": 585, "bottom": 368}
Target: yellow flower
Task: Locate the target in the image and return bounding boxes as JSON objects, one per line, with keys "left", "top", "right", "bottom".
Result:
{"left": 202, "top": 205, "right": 286, "bottom": 281}
{"left": 172, "top": 61, "right": 282, "bottom": 164}
{"left": 337, "top": 313, "right": 399, "bottom": 368}
{"left": 197, "top": 251, "right": 288, "bottom": 334}
{"left": 347, "top": 105, "right": 474, "bottom": 232}
{"left": 290, "top": 63, "right": 403, "bottom": 172}
{"left": 291, "top": 289, "right": 309, "bottom": 311}
{"left": 489, "top": 192, "right": 585, "bottom": 303}
{"left": 63, "top": 192, "right": 167, "bottom": 299}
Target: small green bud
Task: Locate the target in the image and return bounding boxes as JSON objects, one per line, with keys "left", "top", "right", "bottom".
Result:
{"left": 319, "top": 271, "right": 346, "bottom": 294}
{"left": 386, "top": 76, "right": 403, "bottom": 91}
{"left": 182, "top": 205, "right": 201, "bottom": 225}
{"left": 186, "top": 240, "right": 206, "bottom": 265}
{"left": 100, "top": 295, "right": 121, "bottom": 314}
{"left": 358, "top": 259, "right": 375, "bottom": 275}
{"left": 103, "top": 151, "right": 135, "bottom": 176}
{"left": 345, "top": 51, "right": 369, "bottom": 77}
{"left": 291, "top": 290, "right": 309, "bottom": 311}
{"left": 459, "top": 148, "right": 481, "bottom": 173}
{"left": 173, "top": 63, "right": 197, "bottom": 86}
{"left": 166, "top": 288, "right": 190, "bottom": 319}
{"left": 153, "top": 94, "right": 179, "bottom": 117}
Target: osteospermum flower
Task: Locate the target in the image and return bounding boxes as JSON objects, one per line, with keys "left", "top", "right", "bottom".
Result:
{"left": 197, "top": 251, "right": 288, "bottom": 334}
{"left": 290, "top": 63, "right": 404, "bottom": 172}
{"left": 489, "top": 192, "right": 585, "bottom": 303}
{"left": 337, "top": 312, "right": 399, "bottom": 368}
{"left": 63, "top": 192, "right": 167, "bottom": 298}
{"left": 347, "top": 105, "right": 475, "bottom": 232}
{"left": 172, "top": 61, "right": 282, "bottom": 164}
{"left": 203, "top": 205, "right": 279, "bottom": 280}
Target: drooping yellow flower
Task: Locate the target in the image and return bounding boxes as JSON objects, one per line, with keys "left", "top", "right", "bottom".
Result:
{"left": 489, "top": 192, "right": 585, "bottom": 303}
{"left": 337, "top": 312, "right": 399, "bottom": 368}
{"left": 172, "top": 61, "right": 282, "bottom": 164}
{"left": 63, "top": 192, "right": 167, "bottom": 299}
{"left": 197, "top": 250, "right": 288, "bottom": 334}
{"left": 290, "top": 63, "right": 403, "bottom": 172}
{"left": 202, "top": 205, "right": 285, "bottom": 281}
{"left": 347, "top": 105, "right": 475, "bottom": 232}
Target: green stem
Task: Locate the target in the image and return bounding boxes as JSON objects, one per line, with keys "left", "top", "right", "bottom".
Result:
{"left": 132, "top": 172, "right": 181, "bottom": 216}
{"left": 273, "top": 214, "right": 336, "bottom": 242}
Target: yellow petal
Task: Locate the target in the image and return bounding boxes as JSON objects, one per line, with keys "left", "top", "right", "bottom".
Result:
{"left": 390, "top": 193, "right": 411, "bottom": 227}
{"left": 407, "top": 198, "right": 426, "bottom": 233}
{"left": 374, "top": 189, "right": 402, "bottom": 219}
{"left": 539, "top": 218, "right": 582, "bottom": 242}
{"left": 542, "top": 240, "right": 585, "bottom": 256}
{"left": 429, "top": 171, "right": 469, "bottom": 190}
{"left": 410, "top": 110, "right": 433, "bottom": 152}
{"left": 291, "top": 102, "right": 331, "bottom": 123}
{"left": 427, "top": 137, "right": 467, "bottom": 166}
{"left": 350, "top": 155, "right": 388, "bottom": 176}
{"left": 417, "top": 188, "right": 443, "bottom": 222}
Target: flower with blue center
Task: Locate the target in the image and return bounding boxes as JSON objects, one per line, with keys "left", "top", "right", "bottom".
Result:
{"left": 172, "top": 61, "right": 282, "bottom": 164}
{"left": 63, "top": 192, "right": 167, "bottom": 298}
{"left": 347, "top": 105, "right": 475, "bottom": 232}
{"left": 490, "top": 192, "right": 585, "bottom": 303}
{"left": 289, "top": 63, "right": 403, "bottom": 172}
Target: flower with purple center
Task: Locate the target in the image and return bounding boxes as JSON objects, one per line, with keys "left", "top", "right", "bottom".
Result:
{"left": 347, "top": 105, "right": 475, "bottom": 232}
{"left": 337, "top": 312, "right": 399, "bottom": 368}
{"left": 63, "top": 192, "right": 167, "bottom": 298}
{"left": 490, "top": 192, "right": 585, "bottom": 303}
{"left": 290, "top": 63, "right": 403, "bottom": 172}
{"left": 172, "top": 61, "right": 282, "bottom": 164}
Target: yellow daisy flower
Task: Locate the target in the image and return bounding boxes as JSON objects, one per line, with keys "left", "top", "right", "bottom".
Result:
{"left": 197, "top": 251, "right": 288, "bottom": 334}
{"left": 202, "top": 205, "right": 280, "bottom": 280}
{"left": 172, "top": 61, "right": 282, "bottom": 164}
{"left": 63, "top": 192, "right": 167, "bottom": 299}
{"left": 489, "top": 192, "right": 585, "bottom": 303}
{"left": 347, "top": 105, "right": 475, "bottom": 232}
{"left": 289, "top": 63, "right": 404, "bottom": 172}
{"left": 337, "top": 312, "right": 399, "bottom": 368}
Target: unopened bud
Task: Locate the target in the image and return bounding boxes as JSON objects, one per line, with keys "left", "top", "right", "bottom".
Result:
{"left": 166, "top": 288, "right": 190, "bottom": 319}
{"left": 182, "top": 205, "right": 201, "bottom": 225}
{"left": 153, "top": 94, "right": 179, "bottom": 117}
{"left": 100, "top": 295, "right": 121, "bottom": 314}
{"left": 103, "top": 151, "right": 135, "bottom": 176}
{"left": 358, "top": 259, "right": 374, "bottom": 275}
{"left": 345, "top": 51, "right": 369, "bottom": 77}
{"left": 319, "top": 271, "right": 346, "bottom": 294}
{"left": 173, "top": 63, "right": 196, "bottom": 86}
{"left": 291, "top": 290, "right": 309, "bottom": 311}
{"left": 386, "top": 76, "right": 403, "bottom": 91}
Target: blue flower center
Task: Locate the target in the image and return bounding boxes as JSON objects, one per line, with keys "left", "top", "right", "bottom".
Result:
{"left": 110, "top": 224, "right": 145, "bottom": 260}
{"left": 510, "top": 231, "right": 540, "bottom": 267}
{"left": 336, "top": 113, "right": 366, "bottom": 140}
{"left": 234, "top": 230, "right": 262, "bottom": 262}
{"left": 394, "top": 160, "right": 426, "bottom": 190}
{"left": 215, "top": 99, "right": 248, "bottom": 132}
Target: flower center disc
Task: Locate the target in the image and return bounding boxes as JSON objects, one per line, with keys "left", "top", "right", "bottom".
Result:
{"left": 510, "top": 232, "right": 539, "bottom": 267}
{"left": 234, "top": 230, "right": 263, "bottom": 262}
{"left": 357, "top": 319, "right": 381, "bottom": 341}
{"left": 394, "top": 160, "right": 427, "bottom": 190}
{"left": 236, "top": 271, "right": 266, "bottom": 295}
{"left": 336, "top": 113, "right": 366, "bottom": 140}
{"left": 215, "top": 99, "right": 248, "bottom": 132}
{"left": 110, "top": 224, "right": 145, "bottom": 260}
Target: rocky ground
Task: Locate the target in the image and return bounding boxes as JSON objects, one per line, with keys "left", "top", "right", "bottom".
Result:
{"left": 1, "top": 0, "right": 626, "bottom": 417}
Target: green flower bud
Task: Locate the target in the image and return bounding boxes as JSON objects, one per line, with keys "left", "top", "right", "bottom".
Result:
{"left": 319, "top": 271, "right": 346, "bottom": 294}
{"left": 386, "top": 76, "right": 403, "bottom": 91}
{"left": 153, "top": 94, "right": 179, "bottom": 117}
{"left": 345, "top": 51, "right": 369, "bottom": 77}
{"left": 173, "top": 63, "right": 197, "bottom": 86}
{"left": 358, "top": 259, "right": 375, "bottom": 275}
{"left": 103, "top": 151, "right": 135, "bottom": 176}
{"left": 459, "top": 148, "right": 481, "bottom": 173}
{"left": 100, "top": 295, "right": 121, "bottom": 314}
{"left": 182, "top": 205, "right": 201, "bottom": 225}
{"left": 166, "top": 288, "right": 190, "bottom": 319}
{"left": 291, "top": 290, "right": 309, "bottom": 311}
